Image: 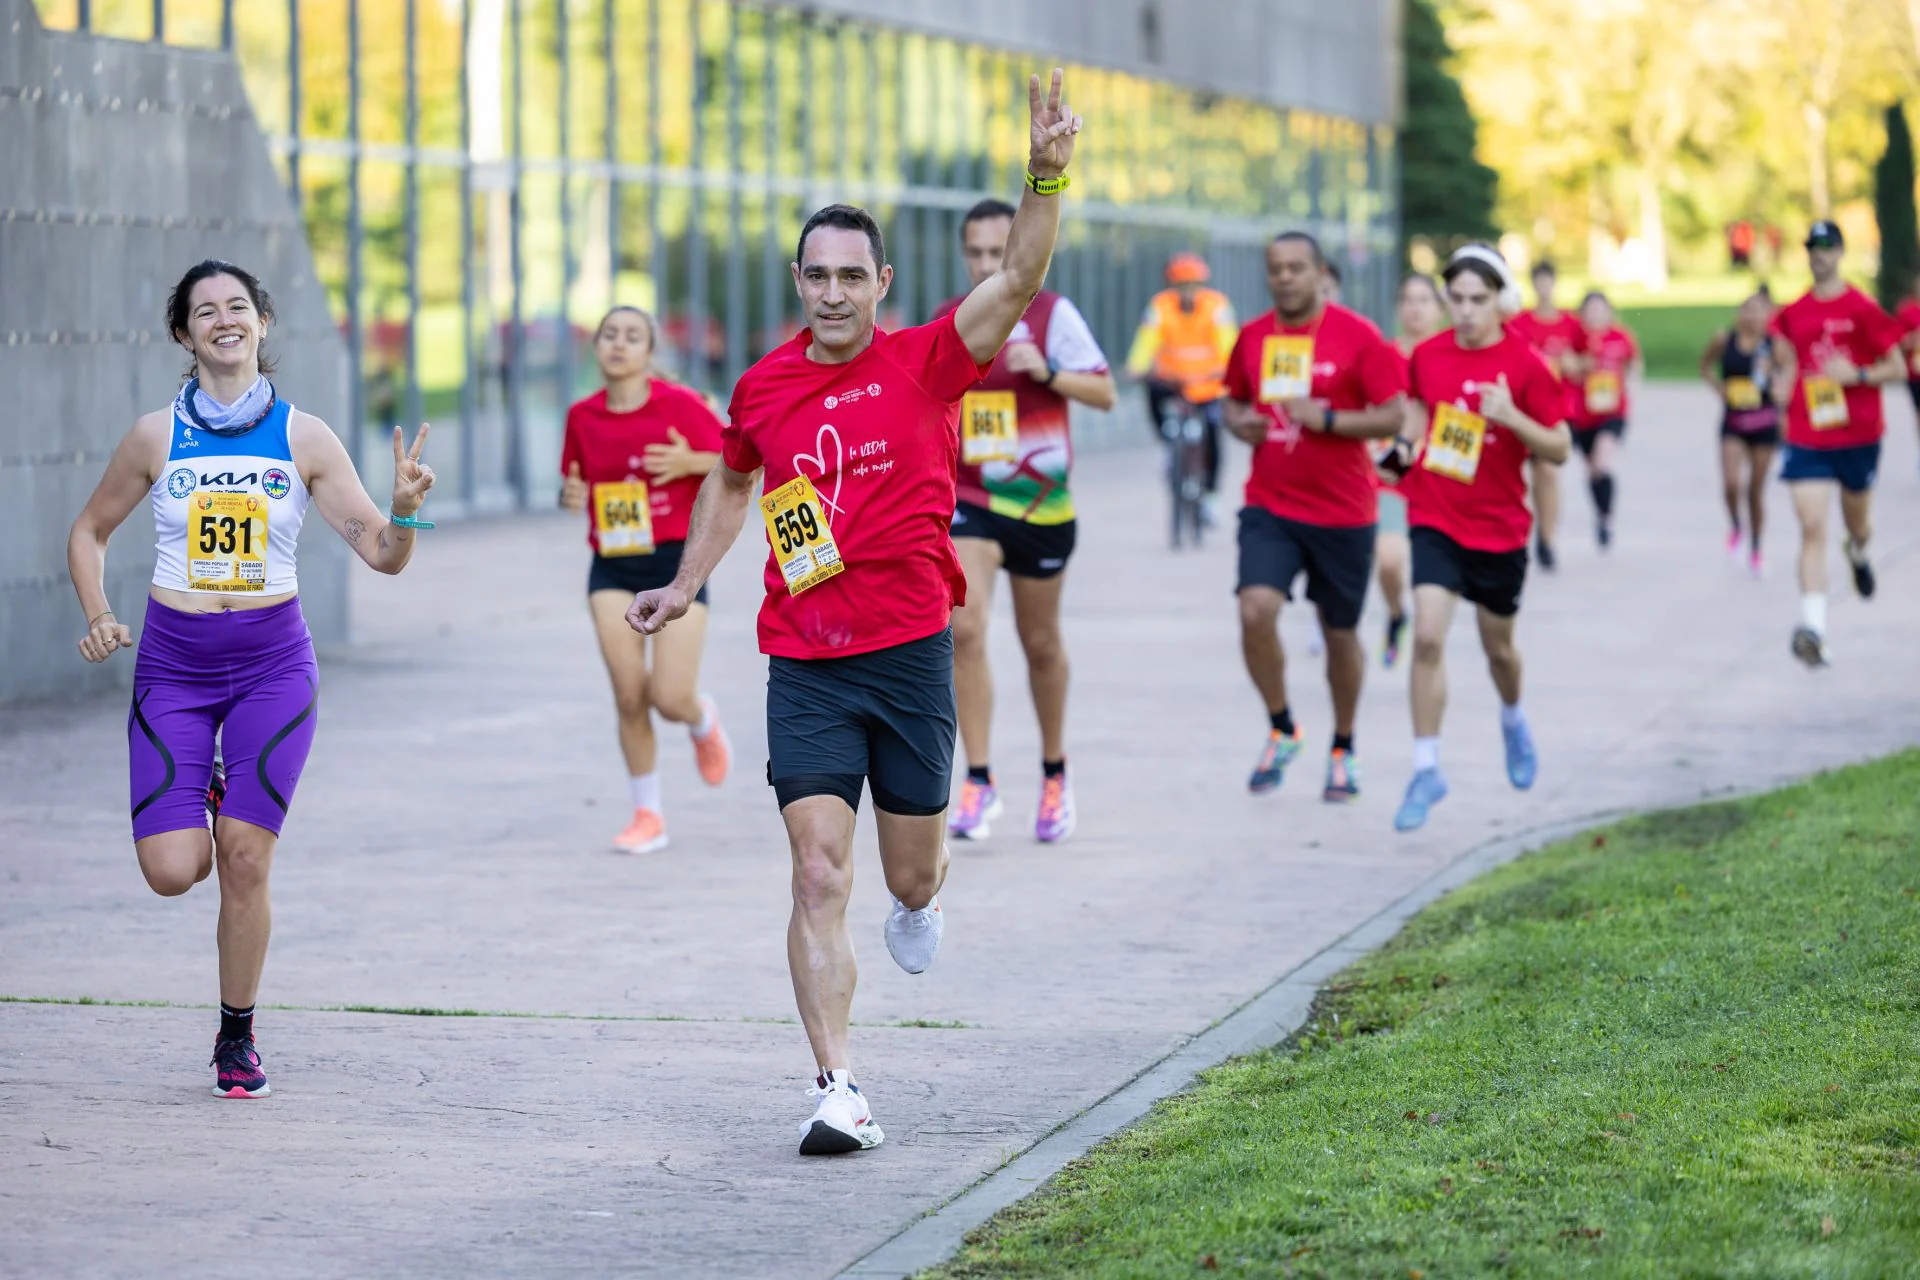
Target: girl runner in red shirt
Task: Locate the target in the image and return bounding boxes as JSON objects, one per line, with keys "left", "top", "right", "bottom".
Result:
{"left": 559, "top": 306, "right": 731, "bottom": 853}
{"left": 1570, "top": 291, "right": 1641, "bottom": 549}
{"left": 1381, "top": 244, "right": 1570, "bottom": 833}
{"left": 1380, "top": 271, "right": 1447, "bottom": 668}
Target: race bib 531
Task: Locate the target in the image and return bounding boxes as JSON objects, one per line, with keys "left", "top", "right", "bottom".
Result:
{"left": 186, "top": 492, "right": 268, "bottom": 592}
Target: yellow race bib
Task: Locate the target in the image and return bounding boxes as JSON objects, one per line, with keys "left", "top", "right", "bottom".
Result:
{"left": 1422, "top": 403, "right": 1486, "bottom": 484}
{"left": 960, "top": 390, "right": 1019, "bottom": 465}
{"left": 1804, "top": 377, "right": 1849, "bottom": 430}
{"left": 1724, "top": 377, "right": 1762, "bottom": 412}
{"left": 186, "top": 492, "right": 268, "bottom": 592}
{"left": 593, "top": 480, "right": 656, "bottom": 556}
{"left": 1258, "top": 335, "right": 1315, "bottom": 403}
{"left": 760, "top": 474, "right": 845, "bottom": 596}
{"left": 1585, "top": 369, "right": 1622, "bottom": 415}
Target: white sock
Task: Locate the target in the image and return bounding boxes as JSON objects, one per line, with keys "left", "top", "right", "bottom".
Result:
{"left": 1801, "top": 593, "right": 1828, "bottom": 635}
{"left": 1412, "top": 737, "right": 1441, "bottom": 772}
{"left": 691, "top": 695, "right": 715, "bottom": 738}
{"left": 630, "top": 773, "right": 661, "bottom": 813}
{"left": 1845, "top": 537, "right": 1869, "bottom": 566}
{"left": 1500, "top": 702, "right": 1527, "bottom": 730}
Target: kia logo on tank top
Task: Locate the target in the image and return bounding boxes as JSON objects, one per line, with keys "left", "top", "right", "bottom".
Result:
{"left": 201, "top": 470, "right": 261, "bottom": 488}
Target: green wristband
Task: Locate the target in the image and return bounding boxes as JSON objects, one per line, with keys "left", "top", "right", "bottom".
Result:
{"left": 390, "top": 510, "right": 435, "bottom": 530}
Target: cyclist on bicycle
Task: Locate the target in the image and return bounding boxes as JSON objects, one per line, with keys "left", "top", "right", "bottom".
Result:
{"left": 1126, "top": 252, "right": 1239, "bottom": 519}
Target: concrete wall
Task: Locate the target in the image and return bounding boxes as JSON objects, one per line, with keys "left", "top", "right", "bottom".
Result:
{"left": 811, "top": 0, "right": 1401, "bottom": 125}
{"left": 0, "top": 0, "right": 349, "bottom": 705}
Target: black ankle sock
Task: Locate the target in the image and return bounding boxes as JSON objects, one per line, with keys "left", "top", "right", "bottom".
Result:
{"left": 1591, "top": 474, "right": 1615, "bottom": 517}
{"left": 219, "top": 1004, "right": 254, "bottom": 1043}
{"left": 967, "top": 765, "right": 993, "bottom": 786}
{"left": 1332, "top": 733, "right": 1355, "bottom": 754}
{"left": 1270, "top": 708, "right": 1296, "bottom": 736}
{"left": 1042, "top": 758, "right": 1066, "bottom": 778}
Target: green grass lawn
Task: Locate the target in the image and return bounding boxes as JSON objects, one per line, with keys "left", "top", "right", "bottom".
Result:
{"left": 929, "top": 753, "right": 1920, "bottom": 1278}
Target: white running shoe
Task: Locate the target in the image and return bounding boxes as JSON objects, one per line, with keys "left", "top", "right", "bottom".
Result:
{"left": 798, "top": 1069, "right": 884, "bottom": 1155}
{"left": 884, "top": 895, "right": 944, "bottom": 974}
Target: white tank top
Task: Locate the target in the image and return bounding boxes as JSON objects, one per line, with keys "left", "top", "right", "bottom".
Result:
{"left": 150, "top": 399, "right": 311, "bottom": 596}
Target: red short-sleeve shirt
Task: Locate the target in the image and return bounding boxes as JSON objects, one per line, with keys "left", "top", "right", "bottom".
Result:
{"left": 1223, "top": 303, "right": 1407, "bottom": 528}
{"left": 723, "top": 313, "right": 990, "bottom": 659}
{"left": 1402, "top": 329, "right": 1565, "bottom": 553}
{"left": 1773, "top": 286, "right": 1906, "bottom": 449}
{"left": 559, "top": 381, "right": 727, "bottom": 551}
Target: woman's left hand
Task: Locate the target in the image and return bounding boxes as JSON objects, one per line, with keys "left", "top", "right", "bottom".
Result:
{"left": 391, "top": 423, "right": 436, "bottom": 516}
{"left": 642, "top": 427, "right": 696, "bottom": 483}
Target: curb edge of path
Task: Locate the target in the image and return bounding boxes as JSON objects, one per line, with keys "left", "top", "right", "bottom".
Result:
{"left": 837, "top": 803, "right": 1657, "bottom": 1279}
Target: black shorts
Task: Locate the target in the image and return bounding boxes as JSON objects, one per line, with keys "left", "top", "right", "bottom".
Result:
{"left": 1411, "top": 525, "right": 1527, "bottom": 618}
{"left": 1908, "top": 380, "right": 1920, "bottom": 414}
{"left": 587, "top": 542, "right": 709, "bottom": 606}
{"left": 1235, "top": 507, "right": 1375, "bottom": 631}
{"left": 951, "top": 500, "right": 1076, "bottom": 580}
{"left": 765, "top": 628, "right": 956, "bottom": 816}
{"left": 1721, "top": 421, "right": 1781, "bottom": 448}
{"left": 1571, "top": 418, "right": 1626, "bottom": 457}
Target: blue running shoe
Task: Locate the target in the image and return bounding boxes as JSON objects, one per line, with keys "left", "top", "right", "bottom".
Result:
{"left": 1393, "top": 768, "right": 1449, "bottom": 832}
{"left": 1248, "top": 728, "right": 1304, "bottom": 794}
{"left": 1503, "top": 719, "right": 1538, "bottom": 790}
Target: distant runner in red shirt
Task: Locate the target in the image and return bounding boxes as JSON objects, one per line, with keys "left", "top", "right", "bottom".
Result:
{"left": 1379, "top": 272, "right": 1448, "bottom": 669}
{"left": 1773, "top": 220, "right": 1907, "bottom": 668}
{"left": 1568, "top": 291, "right": 1640, "bottom": 550}
{"left": 627, "top": 69, "right": 1082, "bottom": 1157}
{"left": 937, "top": 198, "right": 1116, "bottom": 847}
{"left": 559, "top": 306, "right": 731, "bottom": 855}
{"left": 1506, "top": 260, "right": 1582, "bottom": 570}
{"left": 1895, "top": 274, "right": 1920, "bottom": 449}
{"left": 1222, "top": 232, "right": 1407, "bottom": 804}
{"left": 1378, "top": 244, "right": 1570, "bottom": 833}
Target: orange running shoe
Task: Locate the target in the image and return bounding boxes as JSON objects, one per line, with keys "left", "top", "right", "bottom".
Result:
{"left": 691, "top": 694, "right": 731, "bottom": 786}
{"left": 613, "top": 807, "right": 668, "bottom": 854}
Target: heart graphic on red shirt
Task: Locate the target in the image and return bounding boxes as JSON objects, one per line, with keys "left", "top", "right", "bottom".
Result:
{"left": 791, "top": 424, "right": 845, "bottom": 522}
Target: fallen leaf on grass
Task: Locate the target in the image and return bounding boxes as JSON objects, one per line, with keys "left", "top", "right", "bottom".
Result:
{"left": 1822, "top": 1216, "right": 1836, "bottom": 1238}
{"left": 1438, "top": 1177, "right": 1454, "bottom": 1196}
{"left": 1823, "top": 1083, "right": 1841, "bottom": 1094}
{"left": 1476, "top": 1160, "right": 1505, "bottom": 1171}
{"left": 1559, "top": 1226, "right": 1605, "bottom": 1240}
{"left": 1591, "top": 834, "right": 1608, "bottom": 849}
{"left": 1431, "top": 973, "right": 1451, "bottom": 989}
{"left": 1405, "top": 1110, "right": 1420, "bottom": 1121}
{"left": 1408, "top": 1270, "right": 1426, "bottom": 1279}
{"left": 1290, "top": 1245, "right": 1314, "bottom": 1258}
{"left": 1616, "top": 1112, "right": 1637, "bottom": 1122}
{"left": 1199, "top": 1253, "right": 1219, "bottom": 1270}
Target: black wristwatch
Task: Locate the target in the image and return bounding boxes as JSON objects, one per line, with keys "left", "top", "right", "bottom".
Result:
{"left": 1039, "top": 361, "right": 1059, "bottom": 387}
{"left": 1324, "top": 407, "right": 1338, "bottom": 433}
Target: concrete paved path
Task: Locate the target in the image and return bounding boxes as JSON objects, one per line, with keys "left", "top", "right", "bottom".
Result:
{"left": 5, "top": 384, "right": 1919, "bottom": 1278}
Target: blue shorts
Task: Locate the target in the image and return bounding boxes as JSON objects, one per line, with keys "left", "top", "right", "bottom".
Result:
{"left": 1780, "top": 442, "right": 1880, "bottom": 493}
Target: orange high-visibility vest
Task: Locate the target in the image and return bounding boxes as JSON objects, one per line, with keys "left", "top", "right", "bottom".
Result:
{"left": 1149, "top": 287, "right": 1233, "bottom": 390}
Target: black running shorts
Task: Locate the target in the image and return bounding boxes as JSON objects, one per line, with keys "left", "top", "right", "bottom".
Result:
{"left": 1411, "top": 525, "right": 1527, "bottom": 618}
{"left": 951, "top": 500, "right": 1076, "bottom": 580}
{"left": 1571, "top": 417, "right": 1626, "bottom": 458}
{"left": 1235, "top": 506, "right": 1375, "bottom": 631}
{"left": 765, "top": 628, "right": 956, "bottom": 816}
{"left": 587, "top": 541, "right": 710, "bottom": 605}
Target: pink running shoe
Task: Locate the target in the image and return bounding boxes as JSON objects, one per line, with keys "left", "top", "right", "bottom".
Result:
{"left": 1035, "top": 770, "right": 1077, "bottom": 843}
{"left": 211, "top": 1035, "right": 270, "bottom": 1099}
{"left": 948, "top": 777, "right": 1002, "bottom": 841}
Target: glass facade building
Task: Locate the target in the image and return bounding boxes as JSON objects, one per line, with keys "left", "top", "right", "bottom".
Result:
{"left": 37, "top": 0, "right": 1398, "bottom": 512}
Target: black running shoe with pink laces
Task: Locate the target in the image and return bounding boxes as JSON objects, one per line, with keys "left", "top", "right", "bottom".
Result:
{"left": 211, "top": 1036, "right": 270, "bottom": 1098}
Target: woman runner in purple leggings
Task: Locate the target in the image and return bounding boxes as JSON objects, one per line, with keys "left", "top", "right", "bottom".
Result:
{"left": 66, "top": 259, "right": 436, "bottom": 1098}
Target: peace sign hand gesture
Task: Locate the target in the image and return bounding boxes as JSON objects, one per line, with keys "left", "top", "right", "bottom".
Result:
{"left": 1028, "top": 67, "right": 1082, "bottom": 180}
{"left": 391, "top": 423, "right": 436, "bottom": 517}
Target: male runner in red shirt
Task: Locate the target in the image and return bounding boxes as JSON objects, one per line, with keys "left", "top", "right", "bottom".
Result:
{"left": 1222, "top": 232, "right": 1406, "bottom": 802}
{"left": 1773, "top": 220, "right": 1907, "bottom": 668}
{"left": 628, "top": 70, "right": 1081, "bottom": 1156}
{"left": 1506, "top": 260, "right": 1582, "bottom": 569}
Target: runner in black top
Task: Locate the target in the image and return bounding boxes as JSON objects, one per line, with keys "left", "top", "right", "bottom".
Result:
{"left": 1699, "top": 290, "right": 1786, "bottom": 577}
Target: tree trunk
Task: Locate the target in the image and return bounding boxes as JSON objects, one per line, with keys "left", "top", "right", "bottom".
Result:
{"left": 1635, "top": 163, "right": 1670, "bottom": 290}
{"left": 1804, "top": 101, "right": 1833, "bottom": 217}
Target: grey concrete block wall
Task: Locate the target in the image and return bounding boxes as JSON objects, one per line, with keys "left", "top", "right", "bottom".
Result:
{"left": 0, "top": 0, "right": 349, "bottom": 705}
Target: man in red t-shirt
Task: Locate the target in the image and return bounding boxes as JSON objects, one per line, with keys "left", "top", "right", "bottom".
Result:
{"left": 627, "top": 70, "right": 1082, "bottom": 1157}
{"left": 1222, "top": 232, "right": 1406, "bottom": 803}
{"left": 1773, "top": 220, "right": 1906, "bottom": 668}
{"left": 1506, "top": 260, "right": 1583, "bottom": 570}
{"left": 1567, "top": 291, "right": 1641, "bottom": 549}
{"left": 1894, "top": 274, "right": 1920, "bottom": 447}
{"left": 1379, "top": 245, "right": 1570, "bottom": 833}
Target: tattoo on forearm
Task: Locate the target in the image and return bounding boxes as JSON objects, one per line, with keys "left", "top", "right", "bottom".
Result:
{"left": 345, "top": 517, "right": 366, "bottom": 545}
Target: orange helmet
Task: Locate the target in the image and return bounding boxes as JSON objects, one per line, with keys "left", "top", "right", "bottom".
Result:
{"left": 1165, "top": 252, "right": 1210, "bottom": 285}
